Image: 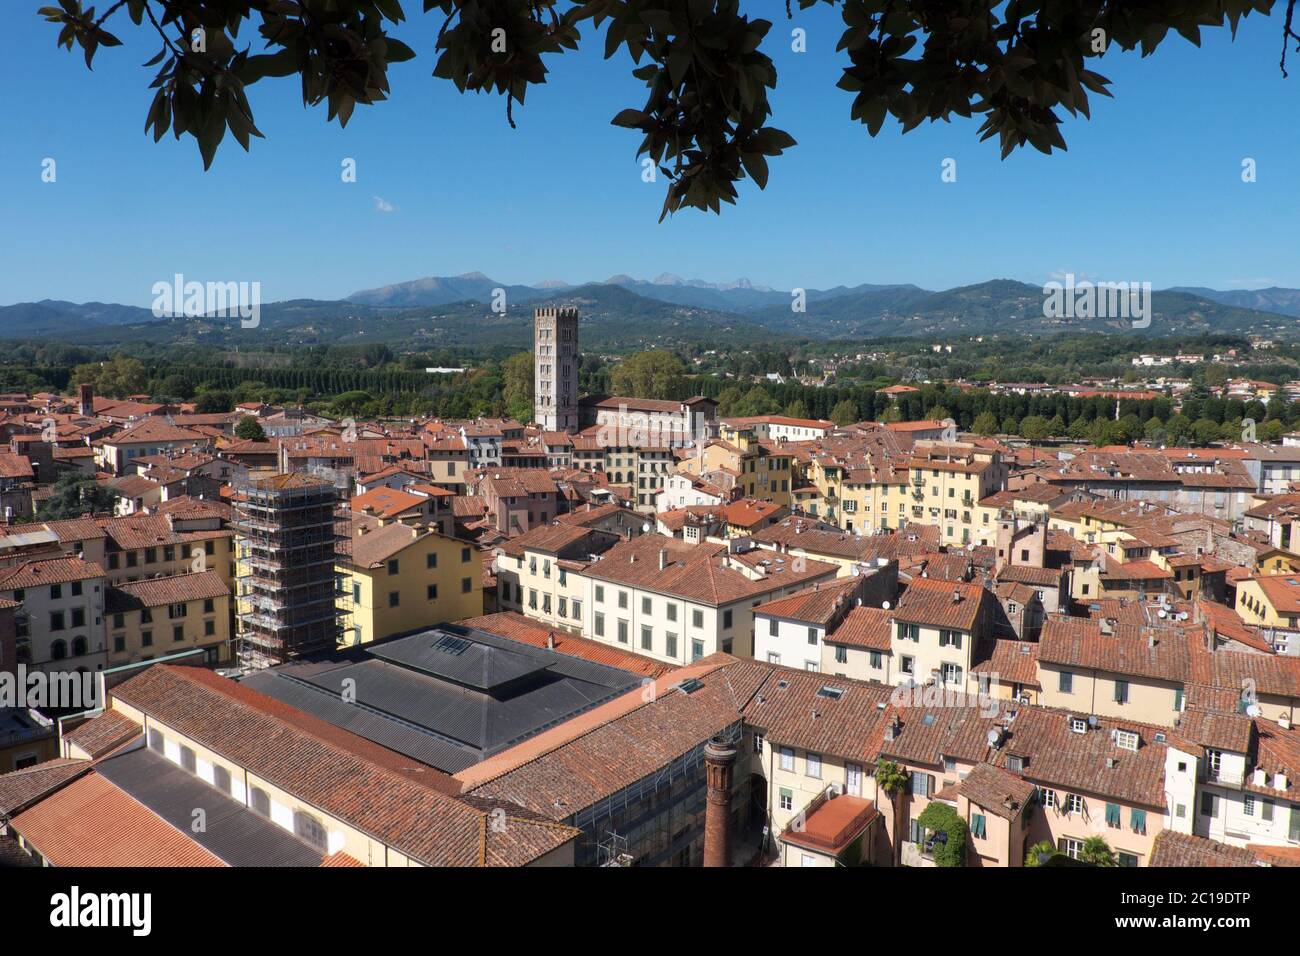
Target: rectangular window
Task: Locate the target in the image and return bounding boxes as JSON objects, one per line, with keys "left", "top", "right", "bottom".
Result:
{"left": 779, "top": 747, "right": 794, "bottom": 772}
{"left": 807, "top": 626, "right": 817, "bottom": 645}
{"left": 427, "top": 584, "right": 439, "bottom": 600}
{"left": 462, "top": 577, "right": 472, "bottom": 593}
{"left": 1058, "top": 671, "right": 1073, "bottom": 693}
{"left": 691, "top": 639, "right": 704, "bottom": 662}
{"left": 641, "top": 626, "right": 652, "bottom": 651}
{"left": 692, "top": 609, "right": 704, "bottom": 628}
{"left": 1114, "top": 680, "right": 1129, "bottom": 704}
{"left": 388, "top": 591, "right": 400, "bottom": 608}
{"left": 617, "top": 619, "right": 628, "bottom": 644}
{"left": 779, "top": 788, "right": 793, "bottom": 811}
{"left": 806, "top": 752, "right": 821, "bottom": 778}
{"left": 666, "top": 632, "right": 678, "bottom": 657}
{"left": 723, "top": 609, "right": 733, "bottom": 629}
{"left": 427, "top": 552, "right": 438, "bottom": 569}
{"left": 594, "top": 612, "right": 605, "bottom": 637}
{"left": 1105, "top": 803, "right": 1121, "bottom": 828}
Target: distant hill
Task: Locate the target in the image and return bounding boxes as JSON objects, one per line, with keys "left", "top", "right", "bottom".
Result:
{"left": 27, "top": 285, "right": 778, "bottom": 351}
{"left": 1168, "top": 286, "right": 1300, "bottom": 319}
{"left": 347, "top": 272, "right": 553, "bottom": 308}
{"left": 4, "top": 275, "right": 1296, "bottom": 349}
{"left": 0, "top": 299, "right": 157, "bottom": 335}
{"left": 346, "top": 272, "right": 930, "bottom": 314}
{"left": 747, "top": 279, "right": 1298, "bottom": 339}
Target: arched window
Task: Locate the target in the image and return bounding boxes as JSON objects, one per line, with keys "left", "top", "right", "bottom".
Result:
{"left": 250, "top": 787, "right": 271, "bottom": 817}
{"left": 212, "top": 764, "right": 231, "bottom": 795}
{"left": 294, "top": 810, "right": 328, "bottom": 852}
{"left": 50, "top": 640, "right": 67, "bottom": 661}
{"left": 180, "top": 745, "right": 196, "bottom": 773}
{"left": 148, "top": 728, "right": 165, "bottom": 752}
{"left": 72, "top": 636, "right": 88, "bottom": 657}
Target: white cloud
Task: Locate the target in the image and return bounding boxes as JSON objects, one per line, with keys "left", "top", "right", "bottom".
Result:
{"left": 372, "top": 196, "right": 396, "bottom": 214}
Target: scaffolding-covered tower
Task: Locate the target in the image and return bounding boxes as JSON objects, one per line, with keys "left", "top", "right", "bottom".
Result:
{"left": 233, "top": 472, "right": 348, "bottom": 669}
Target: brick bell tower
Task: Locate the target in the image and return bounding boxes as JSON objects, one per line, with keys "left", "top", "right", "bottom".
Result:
{"left": 702, "top": 735, "right": 737, "bottom": 867}
{"left": 533, "top": 307, "right": 579, "bottom": 433}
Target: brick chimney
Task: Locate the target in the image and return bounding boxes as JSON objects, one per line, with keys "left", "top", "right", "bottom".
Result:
{"left": 702, "top": 735, "right": 737, "bottom": 867}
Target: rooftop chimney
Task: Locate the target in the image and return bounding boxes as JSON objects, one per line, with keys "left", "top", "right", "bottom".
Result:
{"left": 546, "top": 631, "right": 555, "bottom": 650}
{"left": 658, "top": 548, "right": 668, "bottom": 571}
{"left": 702, "top": 736, "right": 737, "bottom": 868}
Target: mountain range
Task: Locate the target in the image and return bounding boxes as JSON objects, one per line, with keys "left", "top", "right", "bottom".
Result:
{"left": 1, "top": 273, "right": 1296, "bottom": 350}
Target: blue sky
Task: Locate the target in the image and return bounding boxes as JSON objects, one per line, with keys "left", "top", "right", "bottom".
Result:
{"left": 2, "top": 4, "right": 1299, "bottom": 306}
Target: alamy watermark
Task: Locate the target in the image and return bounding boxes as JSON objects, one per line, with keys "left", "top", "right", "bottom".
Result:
{"left": 1042, "top": 273, "right": 1151, "bottom": 329}
{"left": 0, "top": 666, "right": 98, "bottom": 710}
{"left": 151, "top": 273, "right": 261, "bottom": 328}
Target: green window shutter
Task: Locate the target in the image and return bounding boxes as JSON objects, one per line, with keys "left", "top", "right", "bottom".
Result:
{"left": 1131, "top": 808, "right": 1147, "bottom": 834}
{"left": 1105, "top": 802, "right": 1120, "bottom": 827}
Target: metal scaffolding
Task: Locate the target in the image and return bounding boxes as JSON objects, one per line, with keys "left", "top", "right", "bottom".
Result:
{"left": 233, "top": 471, "right": 352, "bottom": 669}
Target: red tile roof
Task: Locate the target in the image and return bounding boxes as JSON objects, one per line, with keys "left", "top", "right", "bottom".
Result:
{"left": 11, "top": 771, "right": 225, "bottom": 866}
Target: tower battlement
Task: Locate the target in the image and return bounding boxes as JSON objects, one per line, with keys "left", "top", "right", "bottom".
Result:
{"left": 534, "top": 307, "right": 580, "bottom": 321}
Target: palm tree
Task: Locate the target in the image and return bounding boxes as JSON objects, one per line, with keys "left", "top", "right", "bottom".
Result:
{"left": 1024, "top": 840, "right": 1057, "bottom": 867}
{"left": 1080, "top": 835, "right": 1117, "bottom": 867}
{"left": 874, "top": 758, "right": 909, "bottom": 866}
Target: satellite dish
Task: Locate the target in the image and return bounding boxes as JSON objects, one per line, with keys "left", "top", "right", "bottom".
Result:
{"left": 882, "top": 601, "right": 891, "bottom": 610}
{"left": 1157, "top": 609, "right": 1168, "bottom": 618}
{"left": 986, "top": 729, "right": 1001, "bottom": 747}
{"left": 1246, "top": 703, "right": 1262, "bottom": 718}
{"left": 641, "top": 522, "right": 651, "bottom": 533}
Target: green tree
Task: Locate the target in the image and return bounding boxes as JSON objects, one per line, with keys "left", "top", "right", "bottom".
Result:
{"left": 1000, "top": 415, "right": 1020, "bottom": 436}
{"left": 784, "top": 398, "right": 810, "bottom": 420}
{"left": 234, "top": 415, "right": 266, "bottom": 441}
{"left": 1191, "top": 417, "right": 1222, "bottom": 446}
{"left": 1019, "top": 415, "right": 1050, "bottom": 441}
{"left": 501, "top": 352, "right": 535, "bottom": 425}
{"left": 73, "top": 354, "right": 147, "bottom": 399}
{"left": 972, "top": 411, "right": 999, "bottom": 436}
{"left": 734, "top": 385, "right": 781, "bottom": 417}
{"left": 874, "top": 759, "right": 909, "bottom": 867}
{"left": 715, "top": 385, "right": 746, "bottom": 417}
{"left": 916, "top": 802, "right": 968, "bottom": 868}
{"left": 37, "top": 472, "right": 114, "bottom": 521}
{"left": 1080, "top": 836, "right": 1116, "bottom": 867}
{"left": 829, "top": 399, "right": 858, "bottom": 426}
{"left": 40, "top": 1, "right": 1284, "bottom": 219}
{"left": 194, "top": 389, "right": 234, "bottom": 413}
{"left": 609, "top": 350, "right": 687, "bottom": 399}
{"left": 1025, "top": 840, "right": 1059, "bottom": 867}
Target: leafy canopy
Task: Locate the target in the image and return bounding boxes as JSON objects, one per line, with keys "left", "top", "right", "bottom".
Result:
{"left": 39, "top": 0, "right": 1285, "bottom": 220}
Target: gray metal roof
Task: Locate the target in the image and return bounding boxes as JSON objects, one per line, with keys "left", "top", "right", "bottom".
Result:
{"left": 94, "top": 745, "right": 323, "bottom": 867}
{"left": 239, "top": 624, "right": 643, "bottom": 774}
